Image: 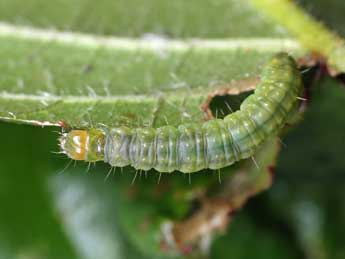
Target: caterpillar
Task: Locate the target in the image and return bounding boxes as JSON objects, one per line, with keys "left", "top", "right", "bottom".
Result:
{"left": 59, "top": 52, "right": 303, "bottom": 173}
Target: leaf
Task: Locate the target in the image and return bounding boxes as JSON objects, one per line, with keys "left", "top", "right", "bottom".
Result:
{"left": 0, "top": 0, "right": 289, "bottom": 38}
{"left": 0, "top": 23, "right": 303, "bottom": 127}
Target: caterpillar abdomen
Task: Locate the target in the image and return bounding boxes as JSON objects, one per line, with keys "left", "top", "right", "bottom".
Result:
{"left": 60, "top": 52, "right": 303, "bottom": 173}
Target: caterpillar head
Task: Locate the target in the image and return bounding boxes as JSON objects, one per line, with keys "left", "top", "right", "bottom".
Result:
{"left": 59, "top": 129, "right": 105, "bottom": 162}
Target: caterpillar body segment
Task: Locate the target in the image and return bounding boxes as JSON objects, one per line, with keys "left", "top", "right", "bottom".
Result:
{"left": 60, "top": 53, "right": 303, "bottom": 173}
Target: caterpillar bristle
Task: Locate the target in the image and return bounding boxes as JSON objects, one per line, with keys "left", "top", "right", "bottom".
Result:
{"left": 131, "top": 171, "right": 139, "bottom": 185}
{"left": 57, "top": 159, "right": 73, "bottom": 175}
{"left": 104, "top": 166, "right": 114, "bottom": 182}
{"left": 218, "top": 169, "right": 222, "bottom": 184}
{"left": 296, "top": 96, "right": 307, "bottom": 101}
{"left": 251, "top": 156, "right": 260, "bottom": 170}
{"left": 157, "top": 172, "right": 163, "bottom": 184}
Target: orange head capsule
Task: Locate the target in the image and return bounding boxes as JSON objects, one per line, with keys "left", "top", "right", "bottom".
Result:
{"left": 59, "top": 129, "right": 105, "bottom": 162}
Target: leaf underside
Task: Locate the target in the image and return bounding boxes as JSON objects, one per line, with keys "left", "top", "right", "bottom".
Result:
{"left": 0, "top": 0, "right": 304, "bottom": 128}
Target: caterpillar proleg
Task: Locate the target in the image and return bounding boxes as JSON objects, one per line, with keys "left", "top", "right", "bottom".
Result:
{"left": 59, "top": 53, "right": 303, "bottom": 173}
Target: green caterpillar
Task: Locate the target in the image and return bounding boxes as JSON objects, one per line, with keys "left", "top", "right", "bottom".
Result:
{"left": 60, "top": 53, "right": 303, "bottom": 173}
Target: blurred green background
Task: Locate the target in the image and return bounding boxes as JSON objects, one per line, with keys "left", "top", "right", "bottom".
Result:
{"left": 0, "top": 1, "right": 345, "bottom": 258}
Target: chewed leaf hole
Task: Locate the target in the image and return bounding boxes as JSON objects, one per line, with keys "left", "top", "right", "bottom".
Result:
{"left": 209, "top": 91, "right": 253, "bottom": 119}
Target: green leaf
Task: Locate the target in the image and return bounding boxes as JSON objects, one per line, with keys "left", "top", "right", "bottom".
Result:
{"left": 0, "top": 0, "right": 309, "bottom": 127}
{"left": 0, "top": 25, "right": 303, "bottom": 127}
{"left": 0, "top": 0, "right": 289, "bottom": 38}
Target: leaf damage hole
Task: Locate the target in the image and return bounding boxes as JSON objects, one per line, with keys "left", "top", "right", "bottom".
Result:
{"left": 201, "top": 77, "right": 259, "bottom": 120}
{"left": 209, "top": 91, "right": 253, "bottom": 119}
